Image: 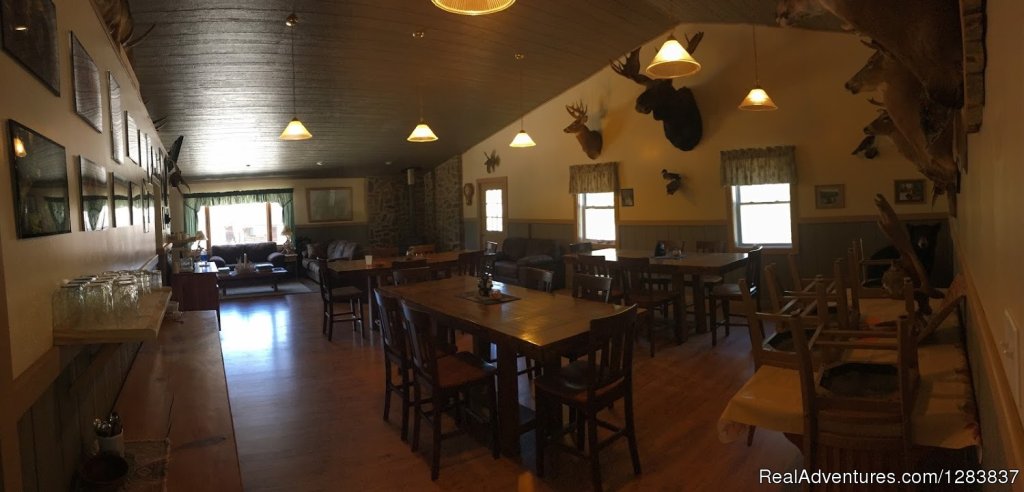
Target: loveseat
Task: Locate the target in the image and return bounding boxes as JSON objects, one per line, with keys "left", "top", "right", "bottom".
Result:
{"left": 492, "top": 237, "right": 564, "bottom": 289}
{"left": 210, "top": 241, "right": 284, "bottom": 270}
{"left": 302, "top": 239, "right": 363, "bottom": 282}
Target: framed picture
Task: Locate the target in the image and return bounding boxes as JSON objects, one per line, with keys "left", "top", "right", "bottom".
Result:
{"left": 125, "top": 112, "right": 139, "bottom": 165}
{"left": 307, "top": 187, "right": 353, "bottom": 222}
{"left": 814, "top": 184, "right": 845, "bottom": 209}
{"left": 142, "top": 182, "right": 153, "bottom": 233}
{"left": 7, "top": 120, "right": 70, "bottom": 238}
{"left": 131, "top": 180, "right": 143, "bottom": 227}
{"left": 108, "top": 73, "right": 123, "bottom": 164}
{"left": 78, "top": 156, "right": 109, "bottom": 231}
{"left": 111, "top": 173, "right": 130, "bottom": 227}
{"left": 894, "top": 179, "right": 926, "bottom": 204}
{"left": 1, "top": 0, "right": 59, "bottom": 95}
{"left": 620, "top": 188, "right": 635, "bottom": 207}
{"left": 143, "top": 133, "right": 151, "bottom": 170}
{"left": 70, "top": 32, "right": 102, "bottom": 132}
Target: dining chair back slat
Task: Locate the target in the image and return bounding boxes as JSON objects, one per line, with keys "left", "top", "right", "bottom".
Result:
{"left": 457, "top": 250, "right": 484, "bottom": 276}
{"left": 519, "top": 267, "right": 553, "bottom": 293}
{"left": 573, "top": 273, "right": 613, "bottom": 303}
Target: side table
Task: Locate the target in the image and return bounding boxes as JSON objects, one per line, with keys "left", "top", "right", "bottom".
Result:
{"left": 283, "top": 253, "right": 300, "bottom": 279}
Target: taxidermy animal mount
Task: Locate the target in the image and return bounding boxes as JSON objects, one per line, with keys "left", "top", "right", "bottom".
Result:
{"left": 661, "top": 169, "right": 683, "bottom": 195}
{"left": 564, "top": 101, "right": 603, "bottom": 159}
{"left": 612, "top": 32, "right": 704, "bottom": 152}
{"left": 483, "top": 150, "right": 500, "bottom": 174}
{"left": 164, "top": 136, "right": 190, "bottom": 195}
{"left": 851, "top": 134, "right": 878, "bottom": 159}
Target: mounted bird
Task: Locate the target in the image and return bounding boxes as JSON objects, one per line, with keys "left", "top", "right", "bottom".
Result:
{"left": 662, "top": 169, "right": 683, "bottom": 195}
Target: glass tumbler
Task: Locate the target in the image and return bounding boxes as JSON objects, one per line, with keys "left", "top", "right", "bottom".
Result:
{"left": 52, "top": 283, "right": 85, "bottom": 330}
{"left": 113, "top": 279, "right": 139, "bottom": 321}
{"left": 83, "top": 281, "right": 113, "bottom": 329}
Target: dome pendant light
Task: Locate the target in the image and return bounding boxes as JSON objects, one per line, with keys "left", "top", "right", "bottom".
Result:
{"left": 509, "top": 53, "right": 535, "bottom": 148}
{"left": 280, "top": 11, "right": 313, "bottom": 140}
{"left": 407, "top": 31, "right": 438, "bottom": 143}
{"left": 646, "top": 32, "right": 701, "bottom": 79}
{"left": 431, "top": 0, "right": 515, "bottom": 16}
{"left": 739, "top": 25, "right": 778, "bottom": 111}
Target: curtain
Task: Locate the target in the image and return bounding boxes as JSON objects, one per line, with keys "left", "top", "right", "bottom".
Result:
{"left": 720, "top": 146, "right": 796, "bottom": 186}
{"left": 182, "top": 188, "right": 294, "bottom": 236}
{"left": 568, "top": 162, "right": 619, "bottom": 194}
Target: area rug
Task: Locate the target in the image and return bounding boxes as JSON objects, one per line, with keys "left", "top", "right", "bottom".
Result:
{"left": 124, "top": 439, "right": 169, "bottom": 492}
{"left": 219, "top": 279, "right": 315, "bottom": 300}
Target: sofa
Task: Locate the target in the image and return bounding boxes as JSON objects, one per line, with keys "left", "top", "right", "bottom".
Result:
{"left": 492, "top": 237, "right": 564, "bottom": 289}
{"left": 210, "top": 242, "right": 284, "bottom": 270}
{"left": 302, "top": 239, "right": 363, "bottom": 282}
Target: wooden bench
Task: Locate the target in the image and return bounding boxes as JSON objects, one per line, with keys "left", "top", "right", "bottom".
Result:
{"left": 114, "top": 310, "right": 242, "bottom": 490}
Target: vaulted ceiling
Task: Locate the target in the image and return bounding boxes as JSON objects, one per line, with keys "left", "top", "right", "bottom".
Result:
{"left": 127, "top": 0, "right": 838, "bottom": 181}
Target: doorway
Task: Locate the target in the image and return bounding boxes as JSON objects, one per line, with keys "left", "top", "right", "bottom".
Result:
{"left": 477, "top": 177, "right": 508, "bottom": 251}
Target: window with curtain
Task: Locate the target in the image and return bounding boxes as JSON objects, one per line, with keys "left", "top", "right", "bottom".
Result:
{"left": 183, "top": 189, "right": 294, "bottom": 246}
{"left": 569, "top": 162, "right": 619, "bottom": 245}
{"left": 721, "top": 146, "right": 796, "bottom": 248}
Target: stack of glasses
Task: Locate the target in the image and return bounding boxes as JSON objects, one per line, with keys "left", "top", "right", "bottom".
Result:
{"left": 52, "top": 269, "right": 164, "bottom": 330}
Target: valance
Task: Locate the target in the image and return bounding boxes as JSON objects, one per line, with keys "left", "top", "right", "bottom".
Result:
{"left": 182, "top": 188, "right": 294, "bottom": 236}
{"left": 568, "top": 162, "right": 619, "bottom": 194}
{"left": 720, "top": 146, "right": 796, "bottom": 186}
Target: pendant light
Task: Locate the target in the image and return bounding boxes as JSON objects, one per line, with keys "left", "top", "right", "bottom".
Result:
{"left": 509, "top": 53, "right": 535, "bottom": 148}
{"left": 646, "top": 32, "right": 701, "bottom": 79}
{"left": 739, "top": 25, "right": 778, "bottom": 111}
{"left": 280, "top": 11, "right": 313, "bottom": 140}
{"left": 407, "top": 31, "right": 439, "bottom": 142}
{"left": 431, "top": 0, "right": 515, "bottom": 16}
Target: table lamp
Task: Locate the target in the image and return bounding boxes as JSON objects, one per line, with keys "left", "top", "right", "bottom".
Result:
{"left": 193, "top": 230, "right": 207, "bottom": 253}
{"left": 281, "top": 226, "right": 294, "bottom": 253}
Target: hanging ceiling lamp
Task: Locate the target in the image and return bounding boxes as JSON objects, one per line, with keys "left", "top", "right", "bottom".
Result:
{"left": 509, "top": 53, "right": 535, "bottom": 148}
{"left": 407, "top": 31, "right": 439, "bottom": 142}
{"left": 279, "top": 11, "right": 313, "bottom": 140}
{"left": 431, "top": 0, "right": 515, "bottom": 16}
{"left": 646, "top": 32, "right": 701, "bottom": 79}
{"left": 739, "top": 25, "right": 778, "bottom": 111}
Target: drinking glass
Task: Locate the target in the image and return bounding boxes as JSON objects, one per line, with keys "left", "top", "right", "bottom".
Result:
{"left": 113, "top": 279, "right": 139, "bottom": 322}
{"left": 83, "top": 281, "right": 113, "bottom": 329}
{"left": 365, "top": 255, "right": 373, "bottom": 266}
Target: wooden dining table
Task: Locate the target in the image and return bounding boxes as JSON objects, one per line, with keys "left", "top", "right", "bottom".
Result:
{"left": 379, "top": 275, "right": 636, "bottom": 456}
{"left": 328, "top": 251, "right": 466, "bottom": 332}
{"left": 564, "top": 248, "right": 749, "bottom": 338}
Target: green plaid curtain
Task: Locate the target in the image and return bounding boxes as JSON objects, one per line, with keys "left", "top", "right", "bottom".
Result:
{"left": 183, "top": 188, "right": 294, "bottom": 236}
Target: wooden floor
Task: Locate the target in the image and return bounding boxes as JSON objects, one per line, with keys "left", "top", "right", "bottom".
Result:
{"left": 217, "top": 290, "right": 799, "bottom": 491}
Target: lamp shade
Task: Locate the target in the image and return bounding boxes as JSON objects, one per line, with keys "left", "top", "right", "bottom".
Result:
{"left": 645, "top": 36, "right": 701, "bottom": 78}
{"left": 431, "top": 0, "right": 515, "bottom": 15}
{"left": 281, "top": 226, "right": 293, "bottom": 237}
{"left": 407, "top": 121, "right": 439, "bottom": 142}
{"left": 193, "top": 230, "right": 207, "bottom": 241}
{"left": 739, "top": 86, "right": 778, "bottom": 111}
{"left": 509, "top": 130, "right": 536, "bottom": 148}
{"left": 280, "top": 118, "right": 313, "bottom": 140}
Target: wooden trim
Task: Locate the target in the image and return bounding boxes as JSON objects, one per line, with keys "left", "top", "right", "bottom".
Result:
{"left": 797, "top": 212, "right": 948, "bottom": 224}
{"left": 507, "top": 218, "right": 574, "bottom": 225}
{"left": 950, "top": 224, "right": 1024, "bottom": 476}
{"left": 9, "top": 347, "right": 61, "bottom": 422}
{"left": 617, "top": 219, "right": 728, "bottom": 226}
{"left": 724, "top": 184, "right": 801, "bottom": 254}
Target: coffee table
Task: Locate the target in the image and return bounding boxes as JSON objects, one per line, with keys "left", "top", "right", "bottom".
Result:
{"left": 217, "top": 267, "right": 288, "bottom": 295}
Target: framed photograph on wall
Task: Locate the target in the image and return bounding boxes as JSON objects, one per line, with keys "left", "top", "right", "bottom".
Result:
{"left": 0, "top": 0, "right": 59, "bottom": 95}
{"left": 125, "top": 112, "right": 139, "bottom": 165}
{"left": 894, "top": 179, "right": 926, "bottom": 204}
{"left": 131, "top": 180, "right": 143, "bottom": 227}
{"left": 108, "top": 73, "right": 123, "bottom": 164}
{"left": 814, "top": 184, "right": 845, "bottom": 209}
{"left": 620, "top": 188, "right": 635, "bottom": 207}
{"left": 7, "top": 120, "right": 70, "bottom": 238}
{"left": 70, "top": 32, "right": 102, "bottom": 132}
{"left": 307, "top": 187, "right": 353, "bottom": 222}
{"left": 78, "top": 156, "right": 109, "bottom": 231}
{"left": 111, "top": 173, "right": 130, "bottom": 227}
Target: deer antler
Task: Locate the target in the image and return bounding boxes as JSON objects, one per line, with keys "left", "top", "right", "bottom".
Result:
{"left": 684, "top": 31, "right": 704, "bottom": 55}
{"left": 566, "top": 101, "right": 588, "bottom": 123}
{"left": 611, "top": 48, "right": 653, "bottom": 86}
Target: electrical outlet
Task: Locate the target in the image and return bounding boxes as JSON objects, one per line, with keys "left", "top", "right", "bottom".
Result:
{"left": 1002, "top": 309, "right": 1021, "bottom": 414}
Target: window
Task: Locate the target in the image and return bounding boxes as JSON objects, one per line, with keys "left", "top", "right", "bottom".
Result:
{"left": 197, "top": 202, "right": 285, "bottom": 246}
{"left": 577, "top": 192, "right": 616, "bottom": 244}
{"left": 484, "top": 189, "right": 503, "bottom": 232}
{"left": 731, "top": 184, "right": 793, "bottom": 248}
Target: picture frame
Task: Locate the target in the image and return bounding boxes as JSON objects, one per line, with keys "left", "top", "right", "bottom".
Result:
{"left": 1, "top": 0, "right": 59, "bottom": 95}
{"left": 125, "top": 112, "right": 139, "bottom": 165}
{"left": 894, "top": 179, "right": 926, "bottom": 204}
{"left": 108, "top": 73, "right": 124, "bottom": 164}
{"left": 620, "top": 188, "right": 635, "bottom": 207}
{"left": 70, "top": 32, "right": 102, "bottom": 132}
{"left": 142, "top": 182, "right": 153, "bottom": 233}
{"left": 111, "top": 173, "right": 130, "bottom": 227}
{"left": 814, "top": 184, "right": 845, "bottom": 209}
{"left": 131, "top": 180, "right": 142, "bottom": 227}
{"left": 78, "top": 156, "right": 109, "bottom": 231}
{"left": 307, "top": 187, "right": 353, "bottom": 222}
{"left": 7, "top": 120, "right": 70, "bottom": 238}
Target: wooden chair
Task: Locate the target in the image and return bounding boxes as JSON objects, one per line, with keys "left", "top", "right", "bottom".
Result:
{"left": 694, "top": 240, "right": 726, "bottom": 285}
{"left": 457, "top": 250, "right": 483, "bottom": 276}
{"left": 518, "top": 267, "right": 553, "bottom": 292}
{"left": 709, "top": 245, "right": 763, "bottom": 346}
{"left": 317, "top": 258, "right": 364, "bottom": 340}
{"left": 374, "top": 289, "right": 414, "bottom": 441}
{"left": 569, "top": 242, "right": 593, "bottom": 254}
{"left": 535, "top": 305, "right": 641, "bottom": 492}
{"left": 370, "top": 246, "right": 400, "bottom": 258}
{"left": 574, "top": 255, "right": 624, "bottom": 303}
{"left": 484, "top": 241, "right": 498, "bottom": 254}
{"left": 850, "top": 238, "right": 891, "bottom": 299}
{"left": 617, "top": 256, "right": 683, "bottom": 356}
{"left": 572, "top": 273, "right": 613, "bottom": 303}
{"left": 393, "top": 267, "right": 434, "bottom": 285}
{"left": 400, "top": 300, "right": 499, "bottom": 481}
{"left": 406, "top": 243, "right": 436, "bottom": 256}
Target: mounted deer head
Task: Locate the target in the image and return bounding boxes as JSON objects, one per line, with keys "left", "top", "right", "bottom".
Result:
{"left": 483, "top": 150, "right": 500, "bottom": 173}
{"left": 611, "top": 32, "right": 704, "bottom": 151}
{"left": 564, "top": 101, "right": 603, "bottom": 160}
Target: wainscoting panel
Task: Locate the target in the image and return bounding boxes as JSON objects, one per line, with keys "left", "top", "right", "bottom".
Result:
{"left": 463, "top": 219, "right": 480, "bottom": 251}
{"left": 526, "top": 223, "right": 574, "bottom": 243}
{"left": 295, "top": 224, "right": 370, "bottom": 249}
{"left": 617, "top": 224, "right": 729, "bottom": 252}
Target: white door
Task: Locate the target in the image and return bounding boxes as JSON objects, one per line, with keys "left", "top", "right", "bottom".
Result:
{"left": 478, "top": 177, "right": 508, "bottom": 251}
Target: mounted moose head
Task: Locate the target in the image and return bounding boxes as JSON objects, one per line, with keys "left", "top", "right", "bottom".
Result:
{"left": 611, "top": 32, "right": 704, "bottom": 152}
{"left": 564, "top": 101, "right": 603, "bottom": 160}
